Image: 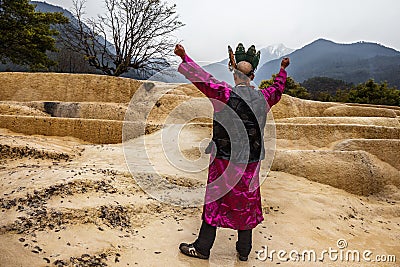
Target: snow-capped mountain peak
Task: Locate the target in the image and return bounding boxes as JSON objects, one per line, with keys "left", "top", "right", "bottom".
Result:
{"left": 259, "top": 44, "right": 295, "bottom": 65}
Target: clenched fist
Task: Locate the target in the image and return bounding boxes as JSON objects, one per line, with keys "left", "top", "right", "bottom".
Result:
{"left": 281, "top": 57, "right": 290, "bottom": 69}
{"left": 174, "top": 44, "right": 186, "bottom": 58}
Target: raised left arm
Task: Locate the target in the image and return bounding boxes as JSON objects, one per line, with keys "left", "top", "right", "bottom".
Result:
{"left": 260, "top": 57, "right": 290, "bottom": 108}
{"left": 260, "top": 68, "right": 287, "bottom": 108}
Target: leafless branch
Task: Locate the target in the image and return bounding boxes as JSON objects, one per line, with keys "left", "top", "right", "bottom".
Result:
{"left": 59, "top": 0, "right": 184, "bottom": 77}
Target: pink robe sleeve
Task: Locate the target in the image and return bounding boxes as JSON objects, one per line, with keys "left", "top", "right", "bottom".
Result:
{"left": 178, "top": 55, "right": 231, "bottom": 112}
{"left": 260, "top": 68, "right": 287, "bottom": 108}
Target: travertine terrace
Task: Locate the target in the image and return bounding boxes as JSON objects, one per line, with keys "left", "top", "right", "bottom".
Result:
{"left": 0, "top": 72, "right": 399, "bottom": 266}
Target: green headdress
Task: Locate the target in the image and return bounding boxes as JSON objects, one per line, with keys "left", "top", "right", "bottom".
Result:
{"left": 228, "top": 43, "right": 261, "bottom": 73}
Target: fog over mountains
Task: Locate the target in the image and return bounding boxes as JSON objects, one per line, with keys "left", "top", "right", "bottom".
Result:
{"left": 4, "top": 2, "right": 400, "bottom": 89}
{"left": 163, "top": 39, "right": 400, "bottom": 89}
{"left": 198, "top": 44, "right": 294, "bottom": 85}
{"left": 255, "top": 39, "right": 400, "bottom": 88}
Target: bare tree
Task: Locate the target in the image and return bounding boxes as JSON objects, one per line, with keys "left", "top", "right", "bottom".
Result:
{"left": 61, "top": 0, "right": 184, "bottom": 77}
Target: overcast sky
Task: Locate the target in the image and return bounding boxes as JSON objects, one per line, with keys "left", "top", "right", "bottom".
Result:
{"left": 43, "top": 0, "right": 400, "bottom": 62}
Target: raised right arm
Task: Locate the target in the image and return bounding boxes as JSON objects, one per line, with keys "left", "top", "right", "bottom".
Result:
{"left": 178, "top": 54, "right": 232, "bottom": 103}
{"left": 175, "top": 45, "right": 232, "bottom": 111}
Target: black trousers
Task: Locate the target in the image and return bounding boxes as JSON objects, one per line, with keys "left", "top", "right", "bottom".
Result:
{"left": 193, "top": 220, "right": 252, "bottom": 257}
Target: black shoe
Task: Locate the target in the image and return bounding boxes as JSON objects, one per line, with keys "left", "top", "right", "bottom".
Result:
{"left": 236, "top": 242, "right": 250, "bottom": 261}
{"left": 237, "top": 253, "right": 248, "bottom": 261}
{"left": 179, "top": 243, "right": 209, "bottom": 260}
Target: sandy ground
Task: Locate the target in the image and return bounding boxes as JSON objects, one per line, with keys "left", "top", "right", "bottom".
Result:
{"left": 0, "top": 126, "right": 399, "bottom": 267}
{"left": 0, "top": 73, "right": 399, "bottom": 266}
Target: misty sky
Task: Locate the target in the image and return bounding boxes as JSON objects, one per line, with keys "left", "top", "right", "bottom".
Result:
{"left": 43, "top": 0, "right": 400, "bottom": 62}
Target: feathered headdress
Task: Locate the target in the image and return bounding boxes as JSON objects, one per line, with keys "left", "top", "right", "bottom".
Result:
{"left": 228, "top": 43, "right": 261, "bottom": 73}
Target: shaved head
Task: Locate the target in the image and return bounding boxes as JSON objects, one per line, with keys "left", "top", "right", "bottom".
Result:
{"left": 233, "top": 61, "right": 255, "bottom": 86}
{"left": 236, "top": 61, "right": 253, "bottom": 75}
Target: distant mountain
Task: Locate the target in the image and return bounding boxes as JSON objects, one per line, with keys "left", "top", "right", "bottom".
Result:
{"left": 255, "top": 39, "right": 400, "bottom": 88}
{"left": 260, "top": 44, "right": 296, "bottom": 64}
{"left": 31, "top": 1, "right": 73, "bottom": 17}
{"left": 200, "top": 44, "right": 294, "bottom": 85}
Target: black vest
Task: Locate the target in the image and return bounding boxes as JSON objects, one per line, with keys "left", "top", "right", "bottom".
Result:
{"left": 211, "top": 86, "right": 267, "bottom": 163}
